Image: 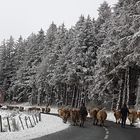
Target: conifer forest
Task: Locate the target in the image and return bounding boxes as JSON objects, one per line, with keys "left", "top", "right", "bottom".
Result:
{"left": 0, "top": 0, "right": 140, "bottom": 110}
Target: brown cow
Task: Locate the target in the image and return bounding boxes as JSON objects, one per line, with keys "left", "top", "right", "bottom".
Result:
{"left": 128, "top": 109, "right": 138, "bottom": 126}
{"left": 28, "top": 107, "right": 37, "bottom": 112}
{"left": 36, "top": 107, "right": 41, "bottom": 112}
{"left": 45, "top": 107, "right": 51, "bottom": 113}
{"left": 89, "top": 107, "right": 100, "bottom": 125}
{"left": 40, "top": 107, "right": 50, "bottom": 113}
{"left": 58, "top": 108, "right": 64, "bottom": 117}
{"left": 41, "top": 107, "right": 45, "bottom": 113}
{"left": 19, "top": 106, "right": 24, "bottom": 112}
{"left": 7, "top": 105, "right": 15, "bottom": 110}
{"left": 58, "top": 108, "right": 70, "bottom": 123}
{"left": 97, "top": 109, "right": 107, "bottom": 126}
{"left": 137, "top": 111, "right": 140, "bottom": 120}
{"left": 70, "top": 108, "right": 80, "bottom": 126}
{"left": 113, "top": 109, "right": 121, "bottom": 124}
{"left": 13, "top": 106, "right": 20, "bottom": 110}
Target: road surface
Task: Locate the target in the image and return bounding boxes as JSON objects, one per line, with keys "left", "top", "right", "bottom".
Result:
{"left": 34, "top": 115, "right": 140, "bottom": 140}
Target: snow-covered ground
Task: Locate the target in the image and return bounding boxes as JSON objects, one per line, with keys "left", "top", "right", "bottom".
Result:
{"left": 0, "top": 107, "right": 69, "bottom": 140}
{"left": 0, "top": 104, "right": 140, "bottom": 140}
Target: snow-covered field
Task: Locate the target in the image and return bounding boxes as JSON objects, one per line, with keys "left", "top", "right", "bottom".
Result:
{"left": 0, "top": 104, "right": 140, "bottom": 140}
{"left": 0, "top": 107, "right": 69, "bottom": 140}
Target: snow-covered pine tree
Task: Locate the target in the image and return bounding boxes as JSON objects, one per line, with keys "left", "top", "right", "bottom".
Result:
{"left": 93, "top": 0, "right": 140, "bottom": 109}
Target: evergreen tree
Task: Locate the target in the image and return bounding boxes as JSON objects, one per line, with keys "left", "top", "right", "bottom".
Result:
{"left": 95, "top": 1, "right": 112, "bottom": 46}
{"left": 93, "top": 0, "right": 140, "bottom": 109}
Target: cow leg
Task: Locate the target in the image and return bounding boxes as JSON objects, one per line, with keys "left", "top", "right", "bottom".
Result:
{"left": 118, "top": 120, "right": 120, "bottom": 124}
{"left": 93, "top": 119, "right": 95, "bottom": 125}
{"left": 74, "top": 121, "right": 76, "bottom": 126}
{"left": 79, "top": 120, "right": 82, "bottom": 127}
{"left": 99, "top": 120, "right": 102, "bottom": 126}
{"left": 93, "top": 118, "right": 97, "bottom": 125}
{"left": 72, "top": 121, "right": 75, "bottom": 126}
{"left": 76, "top": 120, "right": 79, "bottom": 126}
{"left": 79, "top": 119, "right": 83, "bottom": 127}
{"left": 80, "top": 120, "right": 84, "bottom": 127}
{"left": 95, "top": 119, "right": 98, "bottom": 125}
{"left": 102, "top": 120, "right": 105, "bottom": 126}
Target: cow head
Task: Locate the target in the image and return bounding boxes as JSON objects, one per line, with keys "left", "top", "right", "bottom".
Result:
{"left": 62, "top": 109, "right": 70, "bottom": 123}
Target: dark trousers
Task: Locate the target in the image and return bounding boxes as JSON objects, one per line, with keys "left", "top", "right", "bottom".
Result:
{"left": 121, "top": 116, "right": 127, "bottom": 128}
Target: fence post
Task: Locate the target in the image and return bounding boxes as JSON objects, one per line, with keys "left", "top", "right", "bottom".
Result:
{"left": 25, "top": 116, "right": 28, "bottom": 128}
{"left": 7, "top": 117, "right": 11, "bottom": 132}
{"left": 0, "top": 115, "right": 2, "bottom": 132}
{"left": 32, "top": 115, "right": 36, "bottom": 125}
{"left": 39, "top": 113, "right": 41, "bottom": 121}
{"left": 28, "top": 116, "right": 33, "bottom": 127}
{"left": 35, "top": 114, "right": 38, "bottom": 123}
{"left": 19, "top": 116, "right": 24, "bottom": 130}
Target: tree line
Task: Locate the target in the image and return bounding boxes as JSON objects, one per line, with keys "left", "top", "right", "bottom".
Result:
{"left": 0, "top": 0, "right": 140, "bottom": 109}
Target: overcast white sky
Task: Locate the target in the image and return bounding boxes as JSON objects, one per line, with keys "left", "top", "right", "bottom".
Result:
{"left": 0, "top": 0, "right": 118, "bottom": 43}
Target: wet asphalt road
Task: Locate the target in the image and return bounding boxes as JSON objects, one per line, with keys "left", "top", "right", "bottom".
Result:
{"left": 33, "top": 115, "right": 140, "bottom": 140}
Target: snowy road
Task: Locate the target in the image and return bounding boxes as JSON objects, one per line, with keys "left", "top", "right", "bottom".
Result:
{"left": 34, "top": 116, "right": 140, "bottom": 140}
{"left": 0, "top": 107, "right": 140, "bottom": 140}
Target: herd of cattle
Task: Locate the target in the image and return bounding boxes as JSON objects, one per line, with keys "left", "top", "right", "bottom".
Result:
{"left": 58, "top": 106, "right": 140, "bottom": 127}
{"left": 0, "top": 104, "right": 51, "bottom": 114}
{"left": 58, "top": 107, "right": 107, "bottom": 127}
{"left": 0, "top": 104, "right": 140, "bottom": 127}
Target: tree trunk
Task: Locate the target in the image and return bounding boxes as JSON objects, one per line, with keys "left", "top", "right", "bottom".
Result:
{"left": 126, "top": 67, "right": 130, "bottom": 105}
{"left": 135, "top": 77, "right": 140, "bottom": 109}
{"left": 62, "top": 83, "right": 66, "bottom": 105}
{"left": 64, "top": 83, "right": 67, "bottom": 105}
{"left": 71, "top": 84, "right": 76, "bottom": 107}
{"left": 37, "top": 89, "right": 41, "bottom": 106}
{"left": 128, "top": 66, "right": 139, "bottom": 108}
{"left": 65, "top": 84, "right": 68, "bottom": 106}
{"left": 75, "top": 85, "right": 80, "bottom": 108}
{"left": 116, "top": 72, "right": 125, "bottom": 110}
{"left": 71, "top": 85, "right": 75, "bottom": 107}
{"left": 122, "top": 70, "right": 127, "bottom": 106}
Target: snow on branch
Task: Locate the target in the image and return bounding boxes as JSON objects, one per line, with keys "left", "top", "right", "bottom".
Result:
{"left": 98, "top": 77, "right": 114, "bottom": 97}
